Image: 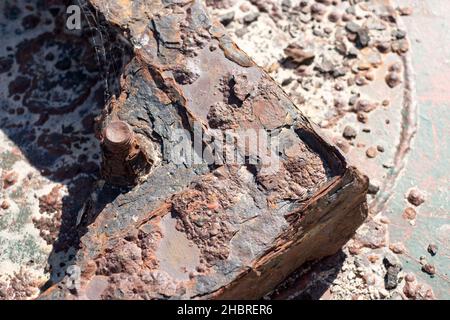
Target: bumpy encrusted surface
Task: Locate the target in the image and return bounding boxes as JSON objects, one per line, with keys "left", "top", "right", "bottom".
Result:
{"left": 39, "top": 0, "right": 368, "bottom": 300}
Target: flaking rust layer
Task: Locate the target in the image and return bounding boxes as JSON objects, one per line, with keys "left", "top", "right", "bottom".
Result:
{"left": 40, "top": 0, "right": 368, "bottom": 300}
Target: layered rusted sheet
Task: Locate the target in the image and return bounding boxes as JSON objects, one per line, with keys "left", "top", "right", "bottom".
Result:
{"left": 40, "top": 0, "right": 368, "bottom": 299}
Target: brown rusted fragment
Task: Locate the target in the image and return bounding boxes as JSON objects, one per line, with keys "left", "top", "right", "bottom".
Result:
{"left": 39, "top": 0, "right": 368, "bottom": 300}
{"left": 103, "top": 121, "right": 134, "bottom": 153}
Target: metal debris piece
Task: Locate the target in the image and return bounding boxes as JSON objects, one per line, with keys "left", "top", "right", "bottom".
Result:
{"left": 39, "top": 0, "right": 368, "bottom": 300}
{"left": 101, "top": 120, "right": 153, "bottom": 186}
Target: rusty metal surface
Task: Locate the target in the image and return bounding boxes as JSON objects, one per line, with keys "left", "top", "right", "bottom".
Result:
{"left": 206, "top": 0, "right": 448, "bottom": 300}
{"left": 36, "top": 0, "right": 369, "bottom": 299}
{"left": 0, "top": 0, "right": 448, "bottom": 300}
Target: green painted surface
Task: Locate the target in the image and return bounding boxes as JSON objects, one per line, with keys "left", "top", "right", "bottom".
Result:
{"left": 386, "top": 0, "right": 450, "bottom": 299}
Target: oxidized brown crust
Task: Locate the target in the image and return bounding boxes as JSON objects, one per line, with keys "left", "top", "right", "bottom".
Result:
{"left": 100, "top": 119, "right": 154, "bottom": 186}
{"left": 39, "top": 0, "right": 368, "bottom": 300}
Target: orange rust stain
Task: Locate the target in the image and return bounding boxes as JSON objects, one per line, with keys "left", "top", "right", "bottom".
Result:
{"left": 252, "top": 98, "right": 287, "bottom": 130}
{"left": 138, "top": 202, "right": 172, "bottom": 227}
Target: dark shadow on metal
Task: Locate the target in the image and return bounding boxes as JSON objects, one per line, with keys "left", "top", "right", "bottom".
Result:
{"left": 0, "top": 0, "right": 131, "bottom": 291}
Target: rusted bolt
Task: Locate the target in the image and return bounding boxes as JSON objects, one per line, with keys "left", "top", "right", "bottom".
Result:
{"left": 103, "top": 120, "right": 134, "bottom": 153}
{"left": 100, "top": 119, "right": 153, "bottom": 186}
